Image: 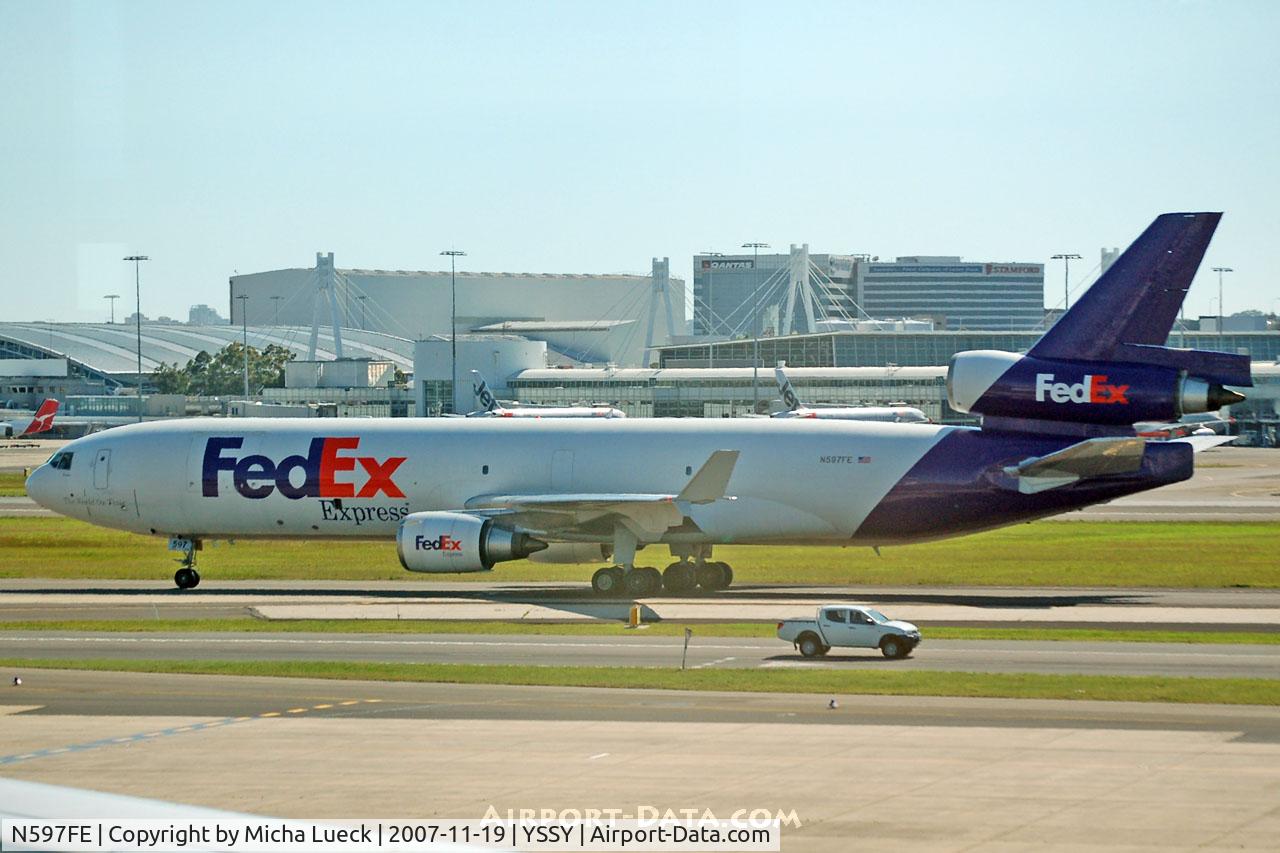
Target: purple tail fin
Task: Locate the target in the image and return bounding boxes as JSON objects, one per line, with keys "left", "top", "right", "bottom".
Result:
{"left": 1028, "top": 212, "right": 1249, "bottom": 386}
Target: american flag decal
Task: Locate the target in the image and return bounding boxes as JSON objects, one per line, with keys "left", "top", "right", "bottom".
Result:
{"left": 858, "top": 456, "right": 872, "bottom": 464}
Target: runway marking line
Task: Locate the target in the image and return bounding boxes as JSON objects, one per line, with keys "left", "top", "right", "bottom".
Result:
{"left": 0, "top": 688, "right": 370, "bottom": 768}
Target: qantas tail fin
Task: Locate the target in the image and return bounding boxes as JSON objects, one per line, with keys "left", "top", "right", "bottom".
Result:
{"left": 20, "top": 399, "right": 58, "bottom": 436}
{"left": 775, "top": 367, "right": 802, "bottom": 411}
{"left": 1029, "top": 212, "right": 1248, "bottom": 386}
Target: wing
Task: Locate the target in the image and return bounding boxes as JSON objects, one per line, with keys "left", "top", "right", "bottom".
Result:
{"left": 465, "top": 450, "right": 739, "bottom": 537}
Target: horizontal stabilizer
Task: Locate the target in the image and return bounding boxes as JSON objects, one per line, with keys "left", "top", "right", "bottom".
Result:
{"left": 1172, "top": 434, "right": 1237, "bottom": 453}
{"left": 1003, "top": 437, "right": 1146, "bottom": 494}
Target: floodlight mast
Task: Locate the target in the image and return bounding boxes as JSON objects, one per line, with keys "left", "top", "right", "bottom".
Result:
{"left": 122, "top": 255, "right": 149, "bottom": 422}
{"left": 441, "top": 250, "right": 467, "bottom": 414}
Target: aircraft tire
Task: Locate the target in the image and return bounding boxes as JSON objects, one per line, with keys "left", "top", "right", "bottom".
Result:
{"left": 694, "top": 562, "right": 722, "bottom": 590}
{"left": 591, "top": 567, "right": 624, "bottom": 596}
{"left": 625, "top": 567, "right": 661, "bottom": 598}
{"left": 174, "top": 568, "right": 200, "bottom": 590}
{"left": 716, "top": 562, "right": 734, "bottom": 589}
{"left": 662, "top": 562, "right": 697, "bottom": 594}
{"left": 697, "top": 562, "right": 732, "bottom": 591}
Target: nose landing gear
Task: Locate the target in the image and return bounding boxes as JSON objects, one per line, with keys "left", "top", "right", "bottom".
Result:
{"left": 171, "top": 537, "right": 202, "bottom": 590}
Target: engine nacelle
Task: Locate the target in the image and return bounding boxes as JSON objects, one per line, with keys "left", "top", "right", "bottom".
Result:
{"left": 947, "top": 350, "right": 1244, "bottom": 425}
{"left": 396, "top": 511, "right": 546, "bottom": 573}
{"left": 527, "top": 542, "right": 611, "bottom": 565}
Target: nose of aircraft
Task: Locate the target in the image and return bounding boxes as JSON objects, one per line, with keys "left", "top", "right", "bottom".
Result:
{"left": 25, "top": 463, "right": 54, "bottom": 509}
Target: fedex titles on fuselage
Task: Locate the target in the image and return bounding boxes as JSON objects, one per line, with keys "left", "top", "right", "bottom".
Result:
{"left": 1034, "top": 373, "right": 1129, "bottom": 405}
{"left": 202, "top": 436, "right": 406, "bottom": 500}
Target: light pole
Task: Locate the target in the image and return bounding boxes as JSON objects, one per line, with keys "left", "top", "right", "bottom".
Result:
{"left": 441, "top": 250, "right": 466, "bottom": 414}
{"left": 270, "top": 295, "right": 282, "bottom": 326}
{"left": 742, "top": 242, "right": 770, "bottom": 413}
{"left": 122, "top": 255, "right": 149, "bottom": 422}
{"left": 1050, "top": 253, "right": 1081, "bottom": 316}
{"left": 236, "top": 294, "right": 250, "bottom": 397}
{"left": 103, "top": 294, "right": 120, "bottom": 324}
{"left": 1212, "top": 266, "right": 1233, "bottom": 349}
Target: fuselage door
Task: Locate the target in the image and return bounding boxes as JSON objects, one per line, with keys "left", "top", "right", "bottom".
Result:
{"left": 92, "top": 448, "right": 111, "bottom": 490}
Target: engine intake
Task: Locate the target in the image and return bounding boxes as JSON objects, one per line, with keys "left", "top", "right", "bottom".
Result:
{"left": 396, "top": 511, "right": 546, "bottom": 573}
{"left": 947, "top": 350, "right": 1244, "bottom": 425}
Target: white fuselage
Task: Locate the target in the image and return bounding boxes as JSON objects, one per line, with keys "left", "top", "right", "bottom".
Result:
{"left": 772, "top": 406, "right": 929, "bottom": 423}
{"left": 27, "top": 417, "right": 952, "bottom": 546}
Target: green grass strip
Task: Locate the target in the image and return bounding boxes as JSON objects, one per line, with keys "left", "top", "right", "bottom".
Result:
{"left": 3, "top": 516, "right": 1278, "bottom": 587}
{"left": 0, "top": 472, "right": 26, "bottom": 497}
{"left": 2, "top": 657, "right": 1277, "bottom": 705}
{"left": 1, "top": 618, "right": 1277, "bottom": 645}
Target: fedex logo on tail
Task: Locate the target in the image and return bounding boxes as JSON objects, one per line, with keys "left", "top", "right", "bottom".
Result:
{"left": 202, "top": 436, "right": 406, "bottom": 500}
{"left": 415, "top": 535, "right": 462, "bottom": 552}
{"left": 1034, "top": 374, "right": 1130, "bottom": 405}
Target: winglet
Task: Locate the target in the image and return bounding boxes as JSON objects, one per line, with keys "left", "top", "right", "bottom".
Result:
{"left": 676, "top": 450, "right": 740, "bottom": 504}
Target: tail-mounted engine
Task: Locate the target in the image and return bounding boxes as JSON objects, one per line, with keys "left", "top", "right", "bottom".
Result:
{"left": 396, "top": 511, "right": 547, "bottom": 573}
{"left": 947, "top": 350, "right": 1245, "bottom": 426}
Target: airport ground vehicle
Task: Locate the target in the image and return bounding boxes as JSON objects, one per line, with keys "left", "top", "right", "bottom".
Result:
{"left": 25, "top": 214, "right": 1249, "bottom": 593}
{"left": 778, "top": 605, "right": 921, "bottom": 658}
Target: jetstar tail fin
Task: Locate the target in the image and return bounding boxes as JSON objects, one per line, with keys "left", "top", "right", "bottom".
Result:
{"left": 775, "top": 367, "right": 802, "bottom": 411}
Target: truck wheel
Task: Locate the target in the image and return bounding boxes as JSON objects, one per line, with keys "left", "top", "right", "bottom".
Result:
{"left": 798, "top": 633, "right": 823, "bottom": 658}
{"left": 880, "top": 637, "right": 903, "bottom": 659}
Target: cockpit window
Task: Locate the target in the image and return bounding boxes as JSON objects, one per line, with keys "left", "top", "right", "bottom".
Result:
{"left": 48, "top": 451, "right": 73, "bottom": 470}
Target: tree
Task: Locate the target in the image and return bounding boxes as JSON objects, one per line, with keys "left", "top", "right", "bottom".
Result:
{"left": 151, "top": 343, "right": 295, "bottom": 396}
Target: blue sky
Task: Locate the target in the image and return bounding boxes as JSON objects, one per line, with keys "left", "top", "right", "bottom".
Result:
{"left": 2, "top": 0, "right": 1277, "bottom": 324}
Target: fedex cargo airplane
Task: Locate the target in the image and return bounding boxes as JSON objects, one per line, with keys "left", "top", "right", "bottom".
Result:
{"left": 1, "top": 399, "right": 58, "bottom": 438}
{"left": 467, "top": 371, "right": 626, "bottom": 418}
{"left": 772, "top": 367, "right": 929, "bottom": 422}
{"left": 26, "top": 213, "right": 1247, "bottom": 595}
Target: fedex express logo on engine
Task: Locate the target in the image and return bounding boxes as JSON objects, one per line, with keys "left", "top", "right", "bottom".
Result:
{"left": 415, "top": 535, "right": 462, "bottom": 552}
{"left": 202, "top": 436, "right": 406, "bottom": 499}
{"left": 1034, "top": 374, "right": 1129, "bottom": 405}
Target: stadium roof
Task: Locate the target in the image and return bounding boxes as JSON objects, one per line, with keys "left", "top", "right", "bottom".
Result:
{"left": 0, "top": 323, "right": 415, "bottom": 383}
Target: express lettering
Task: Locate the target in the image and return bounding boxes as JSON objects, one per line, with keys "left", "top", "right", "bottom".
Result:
{"left": 1033, "top": 373, "right": 1130, "bottom": 405}
{"left": 202, "top": 437, "right": 407, "bottom": 499}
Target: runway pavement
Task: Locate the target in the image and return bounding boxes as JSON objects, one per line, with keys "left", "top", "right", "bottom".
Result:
{"left": 3, "top": 630, "right": 1280, "bottom": 679}
{"left": 1, "top": 670, "right": 1278, "bottom": 851}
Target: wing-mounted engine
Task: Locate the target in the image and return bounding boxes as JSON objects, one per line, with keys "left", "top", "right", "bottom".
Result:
{"left": 396, "top": 511, "right": 547, "bottom": 573}
{"left": 947, "top": 350, "right": 1245, "bottom": 426}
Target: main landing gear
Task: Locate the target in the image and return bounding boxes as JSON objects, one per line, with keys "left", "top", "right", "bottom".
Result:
{"left": 589, "top": 542, "right": 734, "bottom": 597}
{"left": 172, "top": 537, "right": 202, "bottom": 590}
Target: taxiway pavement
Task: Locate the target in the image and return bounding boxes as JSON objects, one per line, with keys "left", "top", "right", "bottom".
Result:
{"left": 1, "top": 669, "right": 1277, "bottom": 851}
{"left": 2, "top": 631, "right": 1279, "bottom": 680}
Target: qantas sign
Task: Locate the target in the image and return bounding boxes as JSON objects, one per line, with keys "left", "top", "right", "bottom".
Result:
{"left": 202, "top": 436, "right": 406, "bottom": 499}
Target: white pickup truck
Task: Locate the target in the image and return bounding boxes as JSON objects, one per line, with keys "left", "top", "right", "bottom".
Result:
{"left": 777, "top": 604, "right": 921, "bottom": 659}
